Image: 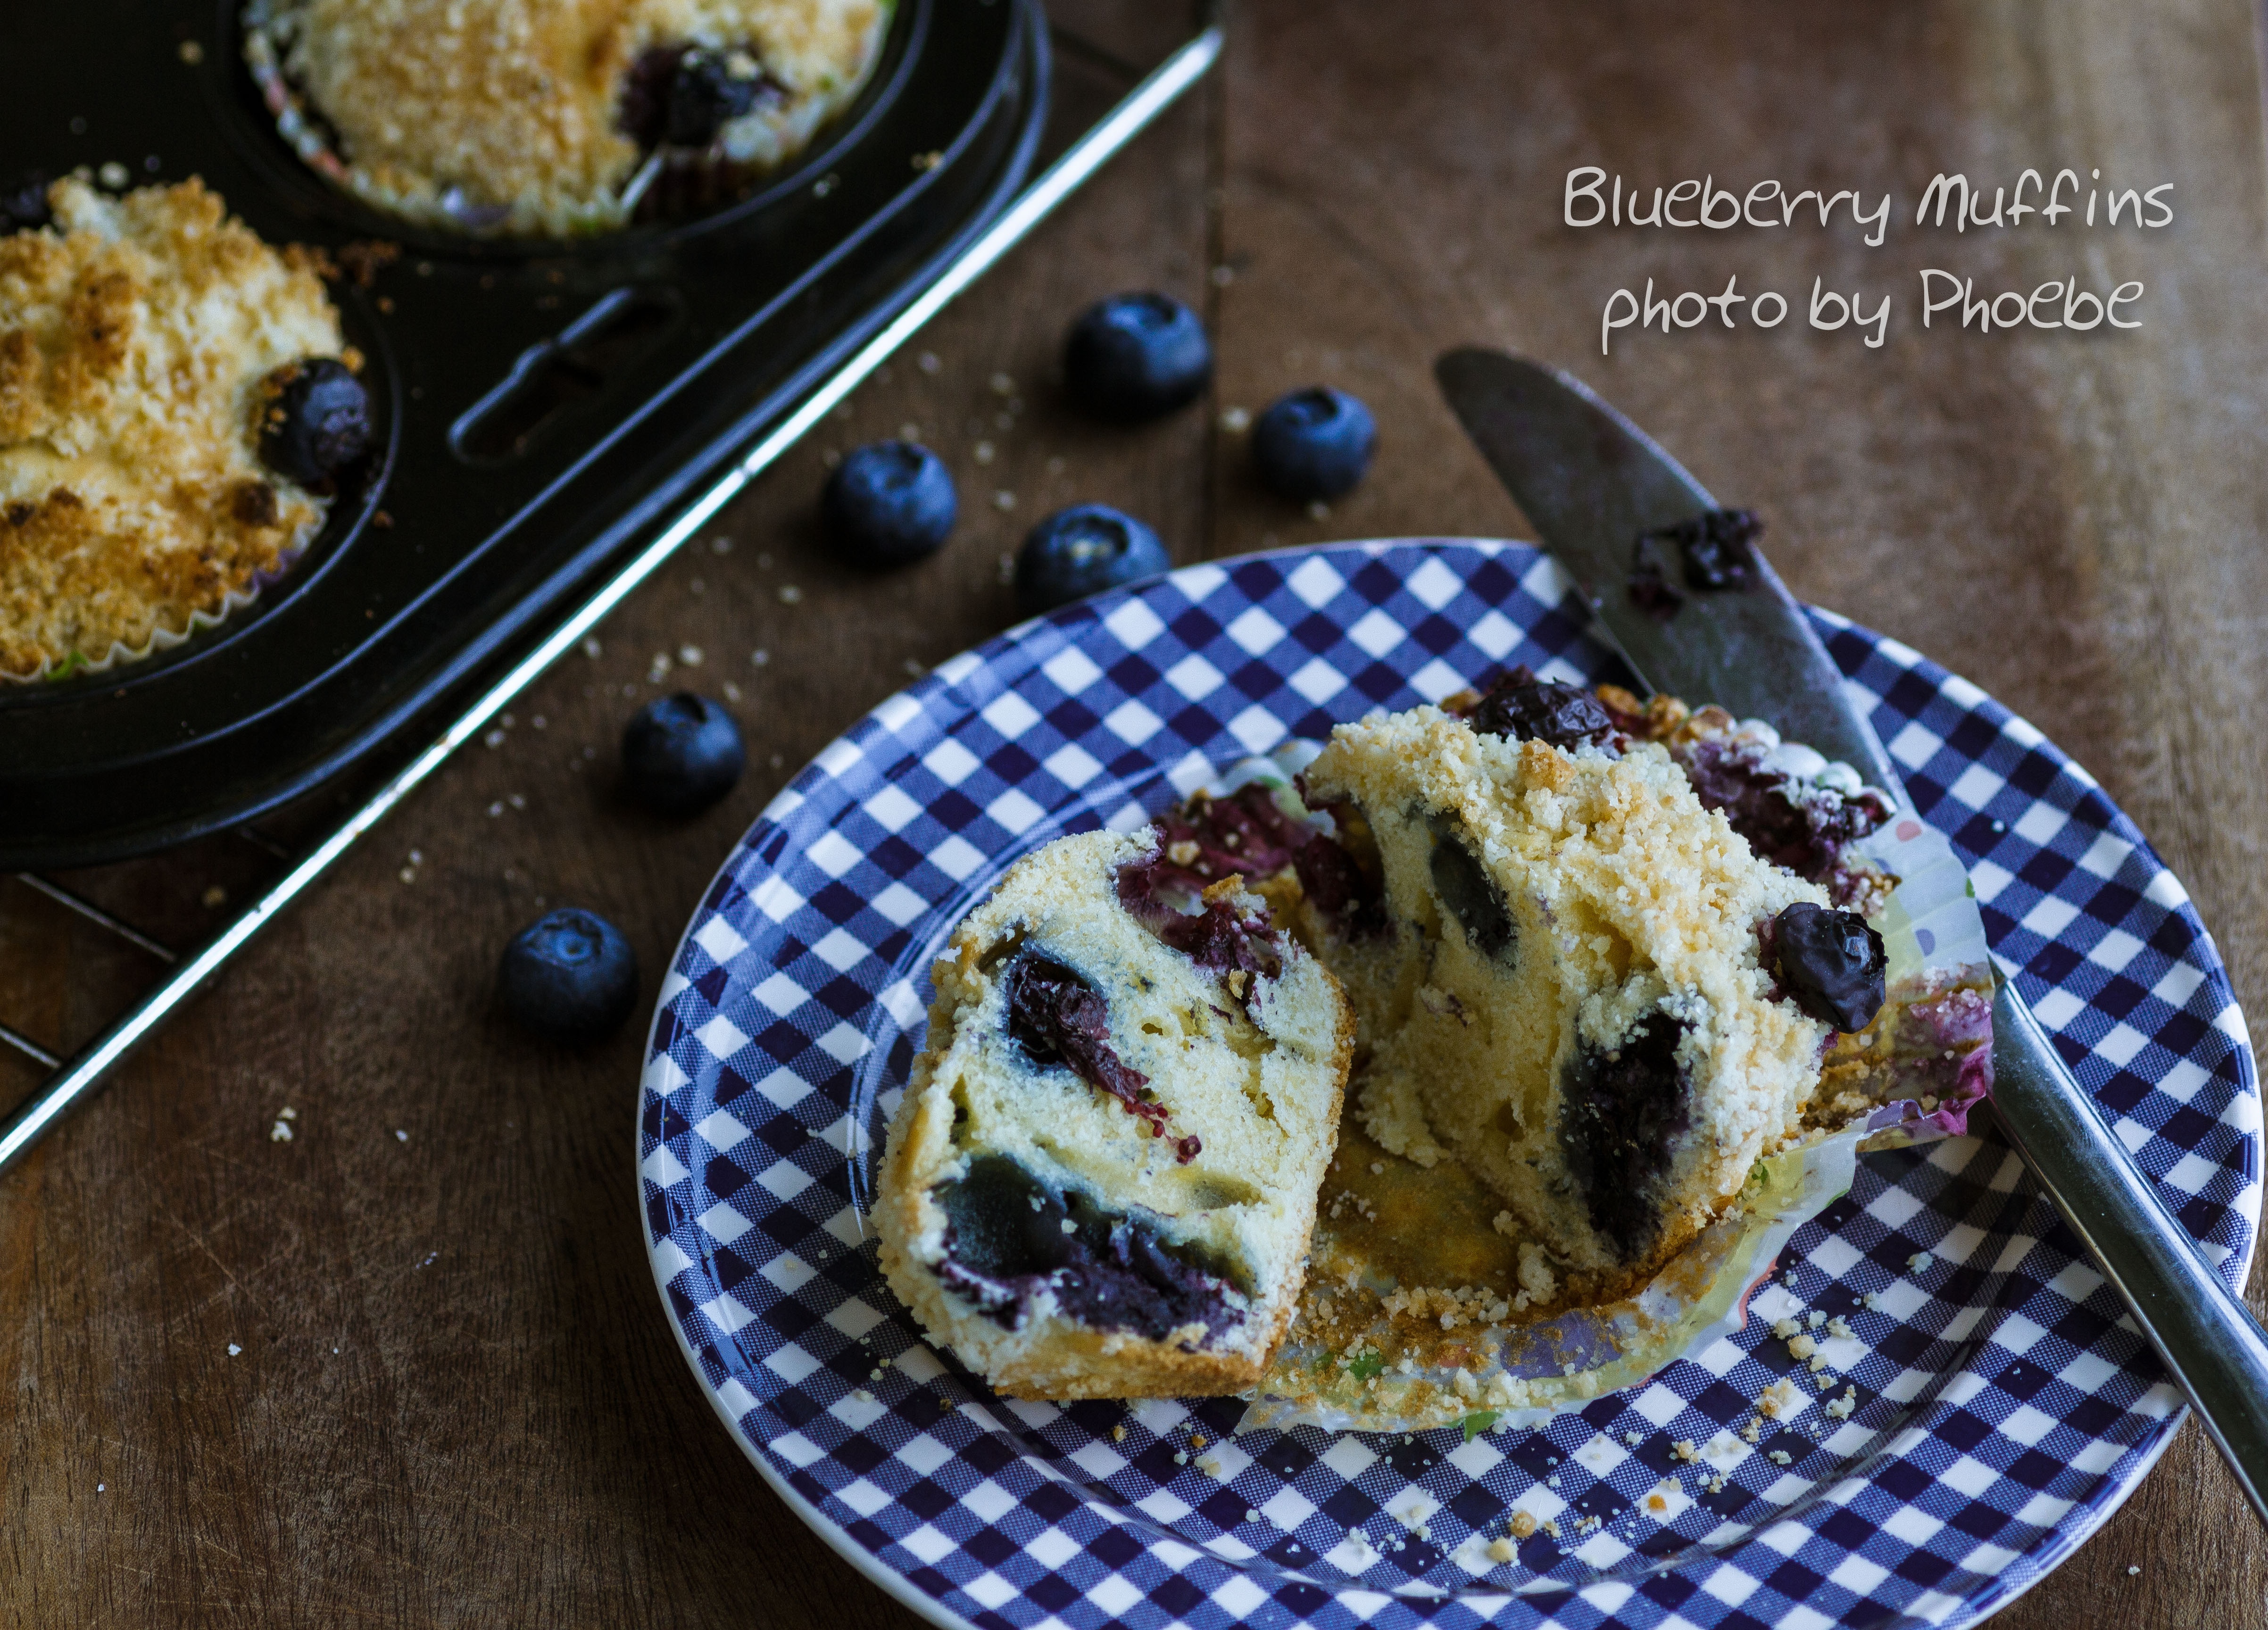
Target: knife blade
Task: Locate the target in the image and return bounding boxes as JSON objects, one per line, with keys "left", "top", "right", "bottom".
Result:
{"left": 1436, "top": 346, "right": 2268, "bottom": 1527}
{"left": 1434, "top": 348, "right": 1898, "bottom": 793}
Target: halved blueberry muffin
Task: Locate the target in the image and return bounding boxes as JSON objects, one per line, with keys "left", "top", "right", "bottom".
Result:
{"left": 1298, "top": 688, "right": 1833, "bottom": 1294}
{"left": 0, "top": 178, "right": 368, "bottom": 680}
{"left": 242, "top": 0, "right": 890, "bottom": 235}
{"left": 874, "top": 828, "right": 1354, "bottom": 1399}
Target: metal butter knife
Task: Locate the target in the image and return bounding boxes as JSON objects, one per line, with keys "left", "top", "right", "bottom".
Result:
{"left": 1436, "top": 347, "right": 2268, "bottom": 1526}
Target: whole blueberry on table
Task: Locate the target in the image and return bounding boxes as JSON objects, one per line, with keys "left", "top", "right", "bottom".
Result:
{"left": 1771, "top": 901, "right": 1887, "bottom": 1033}
{"left": 622, "top": 693, "right": 746, "bottom": 815}
{"left": 1063, "top": 292, "right": 1213, "bottom": 424}
{"left": 498, "top": 908, "right": 640, "bottom": 1042}
{"left": 1014, "top": 504, "right": 1169, "bottom": 616}
{"left": 259, "top": 358, "right": 373, "bottom": 487}
{"left": 1251, "top": 386, "right": 1376, "bottom": 502}
{"left": 822, "top": 441, "right": 957, "bottom": 567}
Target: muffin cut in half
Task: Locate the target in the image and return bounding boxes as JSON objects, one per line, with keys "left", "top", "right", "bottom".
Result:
{"left": 875, "top": 828, "right": 1355, "bottom": 1399}
{"left": 1299, "top": 692, "right": 1832, "bottom": 1296}
{"left": 243, "top": 0, "right": 891, "bottom": 235}
{"left": 0, "top": 178, "right": 367, "bottom": 680}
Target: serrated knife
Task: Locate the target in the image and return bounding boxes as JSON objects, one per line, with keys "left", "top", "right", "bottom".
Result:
{"left": 1436, "top": 346, "right": 2268, "bottom": 1527}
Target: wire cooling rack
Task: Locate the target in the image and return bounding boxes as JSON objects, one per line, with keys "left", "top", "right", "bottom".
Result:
{"left": 0, "top": 12, "right": 1223, "bottom": 1178}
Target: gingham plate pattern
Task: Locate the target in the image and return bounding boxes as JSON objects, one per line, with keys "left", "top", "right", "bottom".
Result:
{"left": 638, "top": 541, "right": 2258, "bottom": 1630}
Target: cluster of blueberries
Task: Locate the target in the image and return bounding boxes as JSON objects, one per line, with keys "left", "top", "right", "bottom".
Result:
{"left": 828, "top": 291, "right": 1375, "bottom": 613}
{"left": 503, "top": 294, "right": 1377, "bottom": 1042}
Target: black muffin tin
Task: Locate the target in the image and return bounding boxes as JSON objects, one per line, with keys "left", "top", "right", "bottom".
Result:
{"left": 0, "top": 0, "right": 1048, "bottom": 866}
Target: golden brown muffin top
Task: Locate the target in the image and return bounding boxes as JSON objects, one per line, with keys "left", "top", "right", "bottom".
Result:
{"left": 251, "top": 0, "right": 886, "bottom": 233}
{"left": 0, "top": 178, "right": 348, "bottom": 678}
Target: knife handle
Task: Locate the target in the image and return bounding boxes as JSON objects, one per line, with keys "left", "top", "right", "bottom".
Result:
{"left": 1986, "top": 971, "right": 2268, "bottom": 1525}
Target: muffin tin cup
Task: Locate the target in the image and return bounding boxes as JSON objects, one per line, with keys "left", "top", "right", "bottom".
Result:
{"left": 0, "top": 278, "right": 404, "bottom": 693}
{"left": 234, "top": 0, "right": 918, "bottom": 246}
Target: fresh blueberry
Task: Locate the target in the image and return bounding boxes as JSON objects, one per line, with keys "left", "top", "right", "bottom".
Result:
{"left": 1251, "top": 387, "right": 1376, "bottom": 502}
{"left": 1771, "top": 902, "right": 1887, "bottom": 1032}
{"left": 1, "top": 173, "right": 50, "bottom": 233}
{"left": 621, "top": 693, "right": 746, "bottom": 815}
{"left": 1013, "top": 504, "right": 1169, "bottom": 616}
{"left": 822, "top": 441, "right": 957, "bottom": 567}
{"left": 498, "top": 908, "right": 640, "bottom": 1043}
{"left": 1063, "top": 292, "right": 1212, "bottom": 424}
{"left": 258, "top": 358, "right": 372, "bottom": 487}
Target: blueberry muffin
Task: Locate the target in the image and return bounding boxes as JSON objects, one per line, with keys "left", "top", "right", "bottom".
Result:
{"left": 1298, "top": 679, "right": 1834, "bottom": 1293}
{"left": 875, "top": 829, "right": 1355, "bottom": 1399}
{"left": 0, "top": 178, "right": 368, "bottom": 681}
{"left": 243, "top": 0, "right": 890, "bottom": 235}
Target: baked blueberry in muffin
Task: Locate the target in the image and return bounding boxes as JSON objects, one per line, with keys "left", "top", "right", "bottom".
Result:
{"left": 874, "top": 829, "right": 1354, "bottom": 1399}
{"left": 1588, "top": 678, "right": 1898, "bottom": 914}
{"left": 242, "top": 0, "right": 890, "bottom": 234}
{"left": 0, "top": 179, "right": 366, "bottom": 680}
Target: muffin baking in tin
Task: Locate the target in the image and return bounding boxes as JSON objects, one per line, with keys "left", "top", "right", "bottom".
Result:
{"left": 0, "top": 178, "right": 369, "bottom": 681}
{"left": 242, "top": 0, "right": 893, "bottom": 235}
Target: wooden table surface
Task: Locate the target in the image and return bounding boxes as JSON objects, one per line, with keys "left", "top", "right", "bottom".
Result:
{"left": 8, "top": 2, "right": 2268, "bottom": 1624}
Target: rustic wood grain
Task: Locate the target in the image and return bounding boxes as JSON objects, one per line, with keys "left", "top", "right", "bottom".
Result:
{"left": 5, "top": 1, "right": 2266, "bottom": 1624}
{"left": 1208, "top": 4, "right": 2268, "bottom": 1626}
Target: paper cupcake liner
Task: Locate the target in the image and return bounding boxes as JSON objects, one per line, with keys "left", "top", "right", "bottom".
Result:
{"left": 1181, "top": 738, "right": 1994, "bottom": 1437}
{"left": 1, "top": 535, "right": 313, "bottom": 687}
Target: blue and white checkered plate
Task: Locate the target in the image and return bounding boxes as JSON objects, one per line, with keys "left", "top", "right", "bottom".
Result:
{"left": 638, "top": 541, "right": 2258, "bottom": 1630}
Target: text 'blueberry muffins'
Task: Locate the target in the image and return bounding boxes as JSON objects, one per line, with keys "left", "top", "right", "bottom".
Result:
{"left": 0, "top": 179, "right": 365, "bottom": 681}
{"left": 875, "top": 829, "right": 1355, "bottom": 1399}
{"left": 244, "top": 0, "right": 890, "bottom": 235}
